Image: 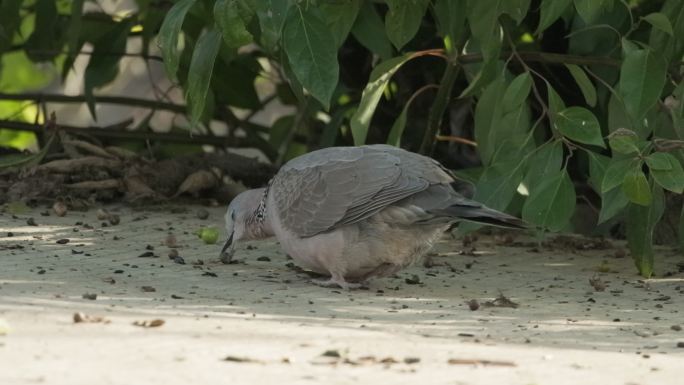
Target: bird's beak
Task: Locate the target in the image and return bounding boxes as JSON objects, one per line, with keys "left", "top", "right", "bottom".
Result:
{"left": 219, "top": 232, "right": 234, "bottom": 264}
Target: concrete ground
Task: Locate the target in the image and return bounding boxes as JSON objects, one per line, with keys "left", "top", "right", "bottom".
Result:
{"left": 0, "top": 205, "right": 683, "bottom": 385}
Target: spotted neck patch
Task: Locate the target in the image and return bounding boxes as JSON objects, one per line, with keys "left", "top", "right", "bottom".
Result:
{"left": 254, "top": 180, "right": 271, "bottom": 223}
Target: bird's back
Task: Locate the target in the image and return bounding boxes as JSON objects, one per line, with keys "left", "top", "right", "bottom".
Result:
{"left": 269, "top": 145, "right": 457, "bottom": 238}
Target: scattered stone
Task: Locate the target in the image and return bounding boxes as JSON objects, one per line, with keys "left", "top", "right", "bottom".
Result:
{"left": 404, "top": 357, "right": 420, "bottom": 364}
{"left": 56, "top": 239, "right": 70, "bottom": 244}
{"left": 202, "top": 271, "right": 218, "bottom": 277}
{"left": 168, "top": 249, "right": 179, "bottom": 259}
{"left": 196, "top": 209, "right": 209, "bottom": 220}
{"left": 256, "top": 256, "right": 271, "bottom": 262}
{"left": 671, "top": 325, "right": 682, "bottom": 332}
{"left": 172, "top": 256, "right": 186, "bottom": 265}
{"left": 108, "top": 214, "right": 120, "bottom": 225}
{"left": 589, "top": 275, "right": 606, "bottom": 291}
{"left": 82, "top": 293, "right": 97, "bottom": 300}
{"left": 26, "top": 218, "right": 37, "bottom": 226}
{"left": 165, "top": 234, "right": 178, "bottom": 248}
{"left": 52, "top": 201, "right": 67, "bottom": 217}
{"left": 321, "top": 350, "right": 341, "bottom": 358}
{"left": 466, "top": 299, "right": 480, "bottom": 311}
{"left": 405, "top": 274, "right": 422, "bottom": 285}
{"left": 141, "top": 286, "right": 156, "bottom": 292}
{"left": 137, "top": 251, "right": 155, "bottom": 258}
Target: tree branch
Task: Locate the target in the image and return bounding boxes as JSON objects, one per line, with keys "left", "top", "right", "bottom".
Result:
{"left": 0, "top": 119, "right": 273, "bottom": 151}
{"left": 457, "top": 51, "right": 622, "bottom": 68}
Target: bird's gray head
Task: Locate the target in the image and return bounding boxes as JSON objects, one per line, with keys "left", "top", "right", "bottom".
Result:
{"left": 220, "top": 188, "right": 270, "bottom": 262}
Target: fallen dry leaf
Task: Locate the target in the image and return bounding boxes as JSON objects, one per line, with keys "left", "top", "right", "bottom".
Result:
{"left": 73, "top": 312, "right": 110, "bottom": 324}
{"left": 447, "top": 358, "right": 516, "bottom": 367}
{"left": 223, "top": 356, "right": 263, "bottom": 364}
{"left": 483, "top": 293, "right": 519, "bottom": 308}
{"left": 589, "top": 275, "right": 607, "bottom": 292}
{"left": 133, "top": 319, "right": 165, "bottom": 328}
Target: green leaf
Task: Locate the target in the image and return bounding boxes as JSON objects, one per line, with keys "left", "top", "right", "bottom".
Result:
{"left": 564, "top": 64, "right": 596, "bottom": 107}
{"left": 573, "top": 0, "right": 608, "bottom": 24}
{"left": 524, "top": 140, "right": 563, "bottom": 190}
{"left": 384, "top": 0, "right": 429, "bottom": 50}
{"left": 350, "top": 52, "right": 419, "bottom": 145}
{"left": 252, "top": 0, "right": 291, "bottom": 53}
{"left": 502, "top": 72, "right": 532, "bottom": 113}
{"left": 598, "top": 187, "right": 629, "bottom": 224}
{"left": 386, "top": 104, "right": 408, "bottom": 147}
{"left": 647, "top": 153, "right": 684, "bottom": 193}
{"left": 459, "top": 160, "right": 525, "bottom": 234}
{"left": 320, "top": 0, "right": 361, "bottom": 48}
{"left": 350, "top": 1, "right": 393, "bottom": 60}
{"left": 62, "top": 0, "right": 85, "bottom": 80}
{"left": 214, "top": 0, "right": 253, "bottom": 48}
{"left": 501, "top": 0, "right": 531, "bottom": 24}
{"left": 537, "top": 0, "right": 572, "bottom": 34}
{"left": 84, "top": 20, "right": 131, "bottom": 120}
{"left": 186, "top": 28, "right": 222, "bottom": 128}
{"left": 0, "top": 0, "right": 22, "bottom": 54}
{"left": 474, "top": 78, "right": 505, "bottom": 164}
{"left": 434, "top": 0, "right": 467, "bottom": 47}
{"left": 644, "top": 152, "right": 673, "bottom": 170}
{"left": 522, "top": 169, "right": 576, "bottom": 232}
{"left": 25, "top": 0, "right": 61, "bottom": 62}
{"left": 622, "top": 168, "right": 652, "bottom": 206}
{"left": 601, "top": 157, "right": 636, "bottom": 193}
{"left": 608, "top": 128, "right": 639, "bottom": 155}
{"left": 283, "top": 5, "right": 339, "bottom": 109}
{"left": 468, "top": 0, "right": 503, "bottom": 59}
{"left": 627, "top": 184, "right": 664, "bottom": 277}
{"left": 158, "top": 0, "right": 197, "bottom": 82}
{"left": 459, "top": 59, "right": 499, "bottom": 98}
{"left": 547, "top": 82, "right": 566, "bottom": 115}
{"left": 554, "top": 107, "right": 605, "bottom": 148}
{"left": 587, "top": 150, "right": 609, "bottom": 191}
{"left": 618, "top": 47, "right": 667, "bottom": 121}
{"left": 643, "top": 12, "right": 674, "bottom": 36}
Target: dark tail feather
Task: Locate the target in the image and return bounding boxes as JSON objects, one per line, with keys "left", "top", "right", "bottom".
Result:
{"left": 430, "top": 205, "right": 527, "bottom": 230}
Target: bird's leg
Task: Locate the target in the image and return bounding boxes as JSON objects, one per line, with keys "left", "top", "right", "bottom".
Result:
{"left": 311, "top": 272, "right": 365, "bottom": 290}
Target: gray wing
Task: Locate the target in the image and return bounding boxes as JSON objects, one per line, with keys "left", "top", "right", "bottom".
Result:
{"left": 271, "top": 145, "right": 455, "bottom": 237}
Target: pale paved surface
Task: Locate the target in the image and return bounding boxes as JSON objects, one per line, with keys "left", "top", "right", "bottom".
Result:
{"left": 0, "top": 205, "right": 683, "bottom": 385}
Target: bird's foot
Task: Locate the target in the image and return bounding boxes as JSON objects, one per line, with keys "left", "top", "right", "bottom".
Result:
{"left": 311, "top": 276, "right": 367, "bottom": 291}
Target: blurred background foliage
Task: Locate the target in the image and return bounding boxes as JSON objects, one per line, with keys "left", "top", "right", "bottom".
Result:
{"left": 1, "top": 0, "right": 684, "bottom": 276}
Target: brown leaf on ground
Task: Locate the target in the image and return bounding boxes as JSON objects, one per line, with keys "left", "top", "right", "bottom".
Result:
{"left": 133, "top": 319, "right": 165, "bottom": 328}
{"left": 73, "top": 312, "right": 110, "bottom": 324}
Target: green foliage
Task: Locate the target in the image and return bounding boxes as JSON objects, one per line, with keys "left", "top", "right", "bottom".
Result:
{"left": 2, "top": 0, "right": 684, "bottom": 277}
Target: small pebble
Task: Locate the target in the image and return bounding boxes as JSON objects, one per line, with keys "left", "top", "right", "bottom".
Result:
{"left": 52, "top": 201, "right": 67, "bottom": 217}
{"left": 671, "top": 325, "right": 682, "bottom": 332}
{"left": 82, "top": 293, "right": 97, "bottom": 300}
{"left": 27, "top": 218, "right": 37, "bottom": 226}
{"left": 196, "top": 209, "right": 209, "bottom": 220}
{"left": 56, "top": 239, "right": 70, "bottom": 244}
